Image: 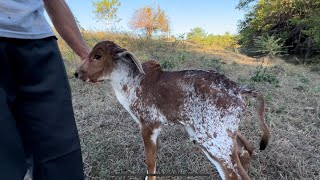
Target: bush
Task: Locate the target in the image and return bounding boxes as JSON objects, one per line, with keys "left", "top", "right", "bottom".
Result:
{"left": 254, "top": 34, "right": 285, "bottom": 56}
{"left": 251, "top": 71, "right": 279, "bottom": 84}
{"left": 251, "top": 58, "right": 279, "bottom": 84}
{"left": 160, "top": 59, "right": 176, "bottom": 70}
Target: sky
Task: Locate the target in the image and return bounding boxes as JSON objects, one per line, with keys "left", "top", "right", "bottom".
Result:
{"left": 54, "top": 0, "right": 245, "bottom": 36}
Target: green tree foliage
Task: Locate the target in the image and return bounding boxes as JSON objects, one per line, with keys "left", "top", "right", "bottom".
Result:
{"left": 254, "top": 34, "right": 284, "bottom": 56}
{"left": 129, "top": 5, "right": 170, "bottom": 38}
{"left": 237, "top": 0, "right": 320, "bottom": 58}
{"left": 92, "top": 0, "right": 121, "bottom": 25}
{"left": 299, "top": 12, "right": 320, "bottom": 48}
{"left": 205, "top": 32, "right": 238, "bottom": 49}
{"left": 187, "top": 27, "right": 207, "bottom": 42}
{"left": 187, "top": 28, "right": 238, "bottom": 49}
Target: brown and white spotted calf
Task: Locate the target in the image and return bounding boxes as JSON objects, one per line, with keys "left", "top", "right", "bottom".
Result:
{"left": 75, "top": 41, "right": 270, "bottom": 180}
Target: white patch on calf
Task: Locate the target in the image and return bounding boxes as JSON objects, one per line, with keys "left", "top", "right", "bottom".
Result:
{"left": 110, "top": 60, "right": 142, "bottom": 125}
{"left": 151, "top": 127, "right": 161, "bottom": 145}
{"left": 201, "top": 149, "right": 226, "bottom": 180}
{"left": 145, "top": 171, "right": 148, "bottom": 180}
{"left": 145, "top": 104, "right": 168, "bottom": 124}
{"left": 185, "top": 124, "right": 198, "bottom": 142}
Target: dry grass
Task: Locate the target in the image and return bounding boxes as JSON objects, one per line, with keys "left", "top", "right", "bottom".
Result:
{"left": 63, "top": 36, "right": 319, "bottom": 180}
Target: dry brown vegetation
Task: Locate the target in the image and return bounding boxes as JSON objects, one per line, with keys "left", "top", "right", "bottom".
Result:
{"left": 60, "top": 32, "right": 320, "bottom": 180}
{"left": 129, "top": 5, "right": 169, "bottom": 37}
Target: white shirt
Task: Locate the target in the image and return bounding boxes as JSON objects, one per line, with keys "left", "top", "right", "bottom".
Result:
{"left": 0, "top": 0, "right": 54, "bottom": 39}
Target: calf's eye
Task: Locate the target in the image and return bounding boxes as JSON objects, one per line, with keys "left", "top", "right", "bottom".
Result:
{"left": 94, "top": 54, "right": 102, "bottom": 60}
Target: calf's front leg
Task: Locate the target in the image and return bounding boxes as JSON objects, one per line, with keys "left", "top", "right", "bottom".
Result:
{"left": 141, "top": 124, "right": 161, "bottom": 180}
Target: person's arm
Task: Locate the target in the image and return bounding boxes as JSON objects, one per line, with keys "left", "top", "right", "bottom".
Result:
{"left": 44, "top": 0, "right": 90, "bottom": 61}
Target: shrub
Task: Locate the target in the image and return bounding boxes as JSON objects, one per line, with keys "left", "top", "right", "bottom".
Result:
{"left": 254, "top": 34, "right": 285, "bottom": 56}
{"left": 160, "top": 59, "right": 175, "bottom": 70}
{"left": 251, "top": 58, "right": 279, "bottom": 84}
{"left": 251, "top": 71, "right": 279, "bottom": 84}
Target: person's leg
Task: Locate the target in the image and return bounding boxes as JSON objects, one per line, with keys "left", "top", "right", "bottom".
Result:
{"left": 0, "top": 40, "right": 28, "bottom": 180}
{"left": 8, "top": 37, "right": 84, "bottom": 180}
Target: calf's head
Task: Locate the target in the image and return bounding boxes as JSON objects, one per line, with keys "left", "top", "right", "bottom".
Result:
{"left": 75, "top": 41, "right": 144, "bottom": 82}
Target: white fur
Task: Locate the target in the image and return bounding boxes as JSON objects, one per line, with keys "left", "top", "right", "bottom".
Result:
{"left": 202, "top": 149, "right": 226, "bottom": 180}
{"left": 185, "top": 124, "right": 198, "bottom": 142}
{"left": 151, "top": 128, "right": 161, "bottom": 145}
{"left": 110, "top": 60, "right": 142, "bottom": 125}
{"left": 145, "top": 170, "right": 148, "bottom": 180}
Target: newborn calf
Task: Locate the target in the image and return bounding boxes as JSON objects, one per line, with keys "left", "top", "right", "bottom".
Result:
{"left": 75, "top": 41, "right": 270, "bottom": 180}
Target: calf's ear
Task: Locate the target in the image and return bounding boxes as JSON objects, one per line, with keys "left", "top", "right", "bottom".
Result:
{"left": 117, "top": 51, "right": 145, "bottom": 74}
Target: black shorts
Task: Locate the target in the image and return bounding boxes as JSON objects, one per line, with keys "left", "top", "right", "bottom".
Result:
{"left": 0, "top": 36, "right": 84, "bottom": 180}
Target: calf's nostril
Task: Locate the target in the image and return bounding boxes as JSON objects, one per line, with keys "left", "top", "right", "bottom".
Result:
{"left": 74, "top": 72, "right": 79, "bottom": 78}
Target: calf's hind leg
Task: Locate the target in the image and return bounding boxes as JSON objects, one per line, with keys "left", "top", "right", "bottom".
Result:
{"left": 237, "top": 132, "right": 254, "bottom": 172}
{"left": 200, "top": 137, "right": 251, "bottom": 180}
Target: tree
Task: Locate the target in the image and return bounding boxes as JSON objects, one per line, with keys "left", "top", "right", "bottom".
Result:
{"left": 236, "top": 0, "right": 257, "bottom": 10}
{"left": 187, "top": 27, "right": 207, "bottom": 43}
{"left": 92, "top": 0, "right": 121, "bottom": 25}
{"left": 129, "top": 5, "right": 170, "bottom": 37}
{"left": 237, "top": 0, "right": 320, "bottom": 58}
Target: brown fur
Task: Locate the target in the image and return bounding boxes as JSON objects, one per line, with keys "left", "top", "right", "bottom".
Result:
{"left": 237, "top": 132, "right": 254, "bottom": 172}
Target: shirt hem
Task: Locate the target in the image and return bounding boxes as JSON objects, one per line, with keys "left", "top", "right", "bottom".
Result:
{"left": 0, "top": 31, "right": 55, "bottom": 39}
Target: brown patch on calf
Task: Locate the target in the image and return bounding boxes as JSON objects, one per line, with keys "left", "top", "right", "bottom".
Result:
{"left": 132, "top": 61, "right": 186, "bottom": 123}
{"left": 122, "top": 84, "right": 128, "bottom": 92}
{"left": 213, "top": 132, "right": 217, "bottom": 138}
{"left": 132, "top": 61, "right": 247, "bottom": 124}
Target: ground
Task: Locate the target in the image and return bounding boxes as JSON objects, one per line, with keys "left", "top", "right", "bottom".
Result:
{"left": 64, "top": 39, "right": 319, "bottom": 180}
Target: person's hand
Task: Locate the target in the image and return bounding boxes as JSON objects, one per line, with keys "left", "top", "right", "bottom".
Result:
{"left": 79, "top": 50, "right": 90, "bottom": 61}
